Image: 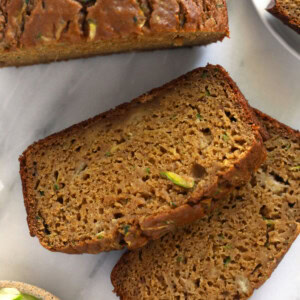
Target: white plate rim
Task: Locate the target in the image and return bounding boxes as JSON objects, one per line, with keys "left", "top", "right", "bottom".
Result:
{"left": 251, "top": 0, "right": 300, "bottom": 60}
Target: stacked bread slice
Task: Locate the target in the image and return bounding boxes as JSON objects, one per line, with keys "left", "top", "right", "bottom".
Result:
{"left": 112, "top": 109, "right": 300, "bottom": 299}
{"left": 19, "top": 65, "right": 266, "bottom": 254}
{"left": 19, "top": 65, "right": 299, "bottom": 299}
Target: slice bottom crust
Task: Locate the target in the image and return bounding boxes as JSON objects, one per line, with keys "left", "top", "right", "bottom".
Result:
{"left": 111, "top": 110, "right": 300, "bottom": 300}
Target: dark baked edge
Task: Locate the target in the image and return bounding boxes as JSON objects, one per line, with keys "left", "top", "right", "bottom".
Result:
{"left": 1, "top": 36, "right": 229, "bottom": 68}
{"left": 267, "top": 0, "right": 300, "bottom": 34}
{"left": 19, "top": 64, "right": 266, "bottom": 254}
{"left": 111, "top": 110, "right": 300, "bottom": 300}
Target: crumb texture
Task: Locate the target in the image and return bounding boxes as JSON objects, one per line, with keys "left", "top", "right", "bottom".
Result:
{"left": 111, "top": 111, "right": 300, "bottom": 300}
{"left": 20, "top": 65, "right": 265, "bottom": 253}
{"left": 0, "top": 0, "right": 229, "bottom": 67}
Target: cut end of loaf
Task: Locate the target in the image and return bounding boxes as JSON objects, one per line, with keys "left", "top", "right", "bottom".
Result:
{"left": 0, "top": 0, "right": 229, "bottom": 67}
{"left": 267, "top": 0, "right": 300, "bottom": 34}
{"left": 111, "top": 111, "right": 300, "bottom": 300}
{"left": 19, "top": 64, "right": 265, "bottom": 254}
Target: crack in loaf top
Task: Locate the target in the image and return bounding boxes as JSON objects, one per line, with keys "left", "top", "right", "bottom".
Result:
{"left": 0, "top": 0, "right": 228, "bottom": 49}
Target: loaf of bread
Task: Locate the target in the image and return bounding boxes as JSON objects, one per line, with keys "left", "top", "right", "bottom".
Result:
{"left": 19, "top": 65, "right": 266, "bottom": 254}
{"left": 267, "top": 0, "right": 300, "bottom": 33}
{"left": 111, "top": 110, "right": 300, "bottom": 300}
{"left": 0, "top": 0, "right": 229, "bottom": 67}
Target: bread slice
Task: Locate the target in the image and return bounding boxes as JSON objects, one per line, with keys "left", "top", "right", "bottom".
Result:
{"left": 0, "top": 0, "right": 229, "bottom": 68}
{"left": 267, "top": 0, "right": 300, "bottom": 33}
{"left": 19, "top": 64, "right": 266, "bottom": 254}
{"left": 111, "top": 110, "right": 300, "bottom": 300}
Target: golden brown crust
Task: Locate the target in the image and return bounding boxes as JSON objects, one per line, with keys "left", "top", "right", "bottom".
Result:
{"left": 267, "top": 0, "right": 300, "bottom": 34}
{"left": 138, "top": 200, "right": 215, "bottom": 240}
{"left": 215, "top": 66, "right": 269, "bottom": 141}
{"left": 253, "top": 108, "right": 300, "bottom": 139}
{"left": 111, "top": 252, "right": 130, "bottom": 299}
{"left": 19, "top": 153, "right": 36, "bottom": 238}
{"left": 19, "top": 64, "right": 266, "bottom": 254}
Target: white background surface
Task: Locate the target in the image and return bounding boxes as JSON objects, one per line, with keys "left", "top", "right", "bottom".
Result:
{"left": 0, "top": 1, "right": 299, "bottom": 299}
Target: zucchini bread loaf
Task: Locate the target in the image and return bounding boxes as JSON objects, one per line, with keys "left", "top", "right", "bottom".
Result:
{"left": 267, "top": 0, "right": 300, "bottom": 33}
{"left": 19, "top": 65, "right": 266, "bottom": 254}
{"left": 111, "top": 110, "right": 300, "bottom": 300}
{"left": 0, "top": 0, "right": 229, "bottom": 67}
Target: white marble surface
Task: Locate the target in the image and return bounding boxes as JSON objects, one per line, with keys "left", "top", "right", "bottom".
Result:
{"left": 0, "top": 1, "right": 299, "bottom": 299}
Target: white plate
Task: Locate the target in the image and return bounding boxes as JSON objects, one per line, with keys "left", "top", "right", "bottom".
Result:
{"left": 251, "top": 0, "right": 300, "bottom": 60}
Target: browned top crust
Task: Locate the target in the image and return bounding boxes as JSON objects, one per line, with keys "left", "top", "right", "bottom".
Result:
{"left": 111, "top": 110, "right": 300, "bottom": 300}
{"left": 0, "top": 0, "right": 229, "bottom": 50}
{"left": 267, "top": 0, "right": 300, "bottom": 34}
{"left": 19, "top": 64, "right": 266, "bottom": 254}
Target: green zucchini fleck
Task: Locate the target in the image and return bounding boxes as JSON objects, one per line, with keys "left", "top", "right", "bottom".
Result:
{"left": 201, "top": 71, "right": 208, "bottom": 78}
{"left": 222, "top": 133, "right": 229, "bottom": 141}
{"left": 196, "top": 113, "right": 203, "bottom": 120}
{"left": 224, "top": 256, "right": 231, "bottom": 266}
{"left": 123, "top": 225, "right": 130, "bottom": 235}
{"left": 218, "top": 233, "right": 225, "bottom": 239}
{"left": 160, "top": 171, "right": 194, "bottom": 189}
{"left": 176, "top": 256, "right": 183, "bottom": 263}
{"left": 205, "top": 87, "right": 211, "bottom": 96}
{"left": 96, "top": 232, "right": 105, "bottom": 240}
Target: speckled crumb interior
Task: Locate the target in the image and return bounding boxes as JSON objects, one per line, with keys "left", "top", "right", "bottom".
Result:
{"left": 21, "top": 66, "right": 264, "bottom": 251}
{"left": 111, "top": 112, "right": 300, "bottom": 300}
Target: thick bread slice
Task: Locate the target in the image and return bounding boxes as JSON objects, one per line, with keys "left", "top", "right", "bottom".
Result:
{"left": 111, "top": 110, "right": 300, "bottom": 300}
{"left": 0, "top": 0, "right": 229, "bottom": 67}
{"left": 19, "top": 64, "right": 266, "bottom": 254}
{"left": 267, "top": 0, "right": 300, "bottom": 33}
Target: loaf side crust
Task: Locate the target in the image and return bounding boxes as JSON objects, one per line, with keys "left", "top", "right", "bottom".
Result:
{"left": 0, "top": 0, "right": 229, "bottom": 67}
